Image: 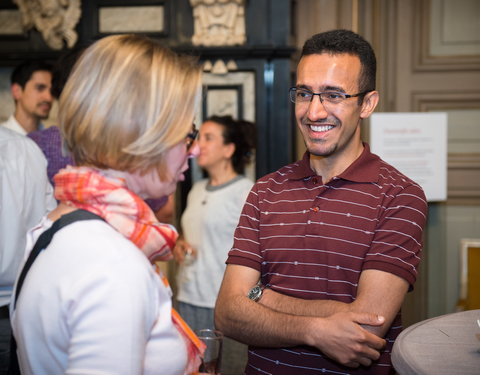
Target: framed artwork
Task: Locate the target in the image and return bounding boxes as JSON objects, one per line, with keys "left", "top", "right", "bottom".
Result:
{"left": 0, "top": 6, "right": 23, "bottom": 37}
{"left": 81, "top": 0, "right": 171, "bottom": 42}
{"left": 98, "top": 4, "right": 167, "bottom": 35}
{"left": 458, "top": 238, "right": 480, "bottom": 310}
{"left": 199, "top": 71, "right": 255, "bottom": 122}
{"left": 203, "top": 85, "right": 243, "bottom": 120}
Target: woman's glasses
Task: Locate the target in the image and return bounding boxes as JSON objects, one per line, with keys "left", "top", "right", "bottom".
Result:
{"left": 185, "top": 123, "right": 198, "bottom": 152}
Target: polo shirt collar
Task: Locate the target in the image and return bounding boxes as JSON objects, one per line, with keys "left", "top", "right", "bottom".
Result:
{"left": 339, "top": 143, "right": 381, "bottom": 183}
{"left": 289, "top": 143, "right": 381, "bottom": 183}
{"left": 289, "top": 152, "right": 316, "bottom": 180}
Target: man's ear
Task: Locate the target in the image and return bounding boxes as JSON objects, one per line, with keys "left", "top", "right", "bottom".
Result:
{"left": 360, "top": 91, "right": 379, "bottom": 119}
{"left": 11, "top": 83, "right": 22, "bottom": 101}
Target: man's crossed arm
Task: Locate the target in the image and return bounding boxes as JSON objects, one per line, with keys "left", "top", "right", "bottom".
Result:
{"left": 214, "top": 264, "right": 405, "bottom": 368}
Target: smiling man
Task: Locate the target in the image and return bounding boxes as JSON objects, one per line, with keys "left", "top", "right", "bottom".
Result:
{"left": 1, "top": 60, "right": 53, "bottom": 135}
{"left": 215, "top": 29, "right": 428, "bottom": 374}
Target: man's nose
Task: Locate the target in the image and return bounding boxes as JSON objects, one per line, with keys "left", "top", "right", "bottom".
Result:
{"left": 307, "top": 95, "right": 328, "bottom": 120}
{"left": 44, "top": 89, "right": 54, "bottom": 102}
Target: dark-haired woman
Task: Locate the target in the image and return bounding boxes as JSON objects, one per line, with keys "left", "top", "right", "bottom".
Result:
{"left": 173, "top": 116, "right": 256, "bottom": 373}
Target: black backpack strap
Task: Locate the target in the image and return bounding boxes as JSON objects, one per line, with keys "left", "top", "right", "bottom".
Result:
{"left": 8, "top": 209, "right": 104, "bottom": 375}
{"left": 14, "top": 209, "right": 104, "bottom": 308}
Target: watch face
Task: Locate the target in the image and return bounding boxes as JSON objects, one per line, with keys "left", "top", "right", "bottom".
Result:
{"left": 248, "top": 285, "right": 262, "bottom": 301}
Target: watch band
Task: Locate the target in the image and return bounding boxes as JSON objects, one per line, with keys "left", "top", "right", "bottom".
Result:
{"left": 247, "top": 280, "right": 265, "bottom": 302}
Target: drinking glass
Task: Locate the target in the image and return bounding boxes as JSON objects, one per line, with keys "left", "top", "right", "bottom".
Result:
{"left": 196, "top": 329, "right": 223, "bottom": 374}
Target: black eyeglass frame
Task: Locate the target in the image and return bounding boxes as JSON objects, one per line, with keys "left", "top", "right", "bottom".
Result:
{"left": 185, "top": 123, "right": 199, "bottom": 150}
{"left": 289, "top": 87, "right": 371, "bottom": 104}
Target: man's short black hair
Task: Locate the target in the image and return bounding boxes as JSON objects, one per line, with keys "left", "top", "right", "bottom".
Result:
{"left": 10, "top": 60, "right": 53, "bottom": 89}
{"left": 301, "top": 29, "right": 376, "bottom": 93}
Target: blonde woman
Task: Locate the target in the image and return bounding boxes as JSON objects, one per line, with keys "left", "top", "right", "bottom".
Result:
{"left": 11, "top": 35, "right": 203, "bottom": 375}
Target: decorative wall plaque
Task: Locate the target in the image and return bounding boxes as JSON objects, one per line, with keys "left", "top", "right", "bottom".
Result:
{"left": 190, "top": 0, "right": 246, "bottom": 46}
{"left": 99, "top": 6, "right": 165, "bottom": 34}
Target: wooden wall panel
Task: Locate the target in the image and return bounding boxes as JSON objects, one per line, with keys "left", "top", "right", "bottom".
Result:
{"left": 414, "top": 0, "right": 480, "bottom": 71}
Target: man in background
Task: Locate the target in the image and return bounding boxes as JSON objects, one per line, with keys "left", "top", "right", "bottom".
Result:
{"left": 0, "top": 127, "right": 56, "bottom": 373}
{"left": 28, "top": 50, "right": 81, "bottom": 187}
{"left": 0, "top": 60, "right": 53, "bottom": 135}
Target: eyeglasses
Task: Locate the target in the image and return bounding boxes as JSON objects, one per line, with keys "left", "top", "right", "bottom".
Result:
{"left": 185, "top": 123, "right": 198, "bottom": 151}
{"left": 289, "top": 87, "right": 370, "bottom": 106}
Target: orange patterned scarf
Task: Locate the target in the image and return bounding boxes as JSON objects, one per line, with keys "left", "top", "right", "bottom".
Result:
{"left": 54, "top": 166, "right": 176, "bottom": 262}
{"left": 54, "top": 166, "right": 205, "bottom": 373}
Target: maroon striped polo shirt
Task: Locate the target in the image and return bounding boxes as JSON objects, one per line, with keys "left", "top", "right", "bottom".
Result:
{"left": 227, "top": 144, "right": 428, "bottom": 375}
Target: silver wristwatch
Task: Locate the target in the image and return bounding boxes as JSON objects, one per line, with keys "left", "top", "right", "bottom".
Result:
{"left": 247, "top": 281, "right": 265, "bottom": 302}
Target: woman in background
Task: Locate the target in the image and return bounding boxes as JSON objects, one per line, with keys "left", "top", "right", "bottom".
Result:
{"left": 174, "top": 115, "right": 256, "bottom": 374}
{"left": 11, "top": 34, "right": 203, "bottom": 375}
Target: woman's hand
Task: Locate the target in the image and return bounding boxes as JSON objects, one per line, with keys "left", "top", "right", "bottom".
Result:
{"left": 173, "top": 238, "right": 197, "bottom": 263}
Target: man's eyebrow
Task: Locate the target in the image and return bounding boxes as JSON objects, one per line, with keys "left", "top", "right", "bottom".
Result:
{"left": 295, "top": 84, "right": 346, "bottom": 93}
{"left": 35, "top": 83, "right": 48, "bottom": 90}
{"left": 295, "top": 84, "right": 311, "bottom": 90}
{"left": 324, "top": 85, "right": 345, "bottom": 93}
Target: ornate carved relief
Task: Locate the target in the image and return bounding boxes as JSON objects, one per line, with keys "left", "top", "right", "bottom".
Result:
{"left": 202, "top": 59, "right": 238, "bottom": 74}
{"left": 190, "top": 0, "right": 246, "bottom": 46}
{"left": 13, "top": 0, "right": 81, "bottom": 50}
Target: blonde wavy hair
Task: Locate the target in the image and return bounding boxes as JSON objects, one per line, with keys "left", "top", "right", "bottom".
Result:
{"left": 59, "top": 34, "right": 202, "bottom": 174}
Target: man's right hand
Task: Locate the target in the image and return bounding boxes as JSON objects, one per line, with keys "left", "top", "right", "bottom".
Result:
{"left": 307, "top": 311, "right": 386, "bottom": 368}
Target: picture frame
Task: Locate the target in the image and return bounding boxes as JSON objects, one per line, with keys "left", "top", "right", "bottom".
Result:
{"left": 81, "top": 0, "right": 171, "bottom": 42}
{"left": 458, "top": 238, "right": 480, "bottom": 310}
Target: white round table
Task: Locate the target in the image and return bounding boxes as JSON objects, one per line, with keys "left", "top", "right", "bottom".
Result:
{"left": 392, "top": 309, "right": 480, "bottom": 375}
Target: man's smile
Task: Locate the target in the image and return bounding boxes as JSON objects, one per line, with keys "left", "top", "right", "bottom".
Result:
{"left": 310, "top": 124, "right": 335, "bottom": 132}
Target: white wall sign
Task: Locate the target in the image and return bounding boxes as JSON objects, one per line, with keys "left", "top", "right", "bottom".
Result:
{"left": 370, "top": 112, "right": 448, "bottom": 201}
